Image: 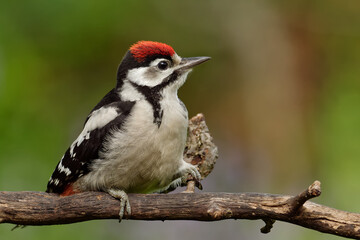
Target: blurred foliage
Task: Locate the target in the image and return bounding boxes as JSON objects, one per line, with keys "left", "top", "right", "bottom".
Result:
{"left": 0, "top": 0, "right": 359, "bottom": 239}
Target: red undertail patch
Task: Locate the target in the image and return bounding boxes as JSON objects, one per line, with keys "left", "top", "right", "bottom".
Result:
{"left": 60, "top": 184, "right": 77, "bottom": 196}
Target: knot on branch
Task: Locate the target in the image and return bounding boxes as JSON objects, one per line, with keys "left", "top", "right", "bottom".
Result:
{"left": 207, "top": 202, "right": 233, "bottom": 220}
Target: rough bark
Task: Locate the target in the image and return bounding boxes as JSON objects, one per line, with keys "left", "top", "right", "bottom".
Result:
{"left": 0, "top": 181, "right": 359, "bottom": 239}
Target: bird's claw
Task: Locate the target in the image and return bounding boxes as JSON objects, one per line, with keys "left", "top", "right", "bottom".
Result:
{"left": 180, "top": 162, "right": 201, "bottom": 182}
{"left": 108, "top": 189, "right": 131, "bottom": 222}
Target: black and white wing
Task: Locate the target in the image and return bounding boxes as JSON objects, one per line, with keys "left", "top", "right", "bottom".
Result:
{"left": 46, "top": 90, "right": 134, "bottom": 194}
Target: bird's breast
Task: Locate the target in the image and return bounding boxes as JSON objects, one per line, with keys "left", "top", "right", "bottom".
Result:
{"left": 81, "top": 98, "right": 188, "bottom": 193}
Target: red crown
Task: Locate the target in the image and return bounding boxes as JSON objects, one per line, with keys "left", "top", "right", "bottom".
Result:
{"left": 130, "top": 41, "right": 175, "bottom": 62}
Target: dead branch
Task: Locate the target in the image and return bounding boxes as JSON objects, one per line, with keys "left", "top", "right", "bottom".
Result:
{"left": 0, "top": 182, "right": 359, "bottom": 239}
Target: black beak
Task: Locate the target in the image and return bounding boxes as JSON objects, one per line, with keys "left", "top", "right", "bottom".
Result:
{"left": 178, "top": 56, "right": 211, "bottom": 71}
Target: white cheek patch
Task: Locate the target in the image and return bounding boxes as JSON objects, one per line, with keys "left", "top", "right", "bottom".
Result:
{"left": 127, "top": 59, "right": 173, "bottom": 87}
{"left": 127, "top": 67, "right": 148, "bottom": 85}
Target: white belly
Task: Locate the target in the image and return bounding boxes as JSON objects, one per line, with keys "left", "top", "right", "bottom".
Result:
{"left": 75, "top": 98, "right": 188, "bottom": 193}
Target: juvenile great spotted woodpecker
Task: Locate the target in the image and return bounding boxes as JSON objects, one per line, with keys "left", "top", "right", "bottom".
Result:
{"left": 46, "top": 41, "right": 210, "bottom": 220}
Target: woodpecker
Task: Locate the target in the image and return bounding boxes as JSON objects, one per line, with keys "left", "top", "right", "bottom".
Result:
{"left": 46, "top": 41, "right": 210, "bottom": 220}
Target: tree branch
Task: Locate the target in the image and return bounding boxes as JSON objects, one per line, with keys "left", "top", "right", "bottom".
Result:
{"left": 1, "top": 114, "right": 359, "bottom": 239}
{"left": 0, "top": 182, "right": 359, "bottom": 239}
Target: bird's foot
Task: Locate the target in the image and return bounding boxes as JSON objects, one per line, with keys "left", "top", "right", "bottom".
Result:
{"left": 179, "top": 161, "right": 201, "bottom": 182}
{"left": 180, "top": 162, "right": 203, "bottom": 193}
{"left": 107, "top": 189, "right": 131, "bottom": 222}
{"left": 157, "top": 162, "right": 202, "bottom": 194}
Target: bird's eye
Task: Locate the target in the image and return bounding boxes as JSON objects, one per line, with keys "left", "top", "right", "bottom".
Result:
{"left": 157, "top": 61, "right": 169, "bottom": 70}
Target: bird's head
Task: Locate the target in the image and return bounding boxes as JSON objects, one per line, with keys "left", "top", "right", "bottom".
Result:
{"left": 116, "top": 41, "right": 210, "bottom": 98}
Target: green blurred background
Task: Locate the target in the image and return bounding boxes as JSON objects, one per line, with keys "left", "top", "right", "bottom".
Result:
{"left": 1, "top": 0, "right": 359, "bottom": 239}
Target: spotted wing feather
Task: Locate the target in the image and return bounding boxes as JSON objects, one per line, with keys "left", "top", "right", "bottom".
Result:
{"left": 46, "top": 95, "right": 135, "bottom": 194}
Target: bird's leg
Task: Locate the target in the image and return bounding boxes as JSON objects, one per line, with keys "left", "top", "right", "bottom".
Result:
{"left": 107, "top": 189, "right": 131, "bottom": 222}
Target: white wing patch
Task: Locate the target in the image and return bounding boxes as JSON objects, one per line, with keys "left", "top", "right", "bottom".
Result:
{"left": 54, "top": 179, "right": 60, "bottom": 185}
{"left": 70, "top": 106, "right": 120, "bottom": 157}
{"left": 57, "top": 160, "right": 72, "bottom": 176}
